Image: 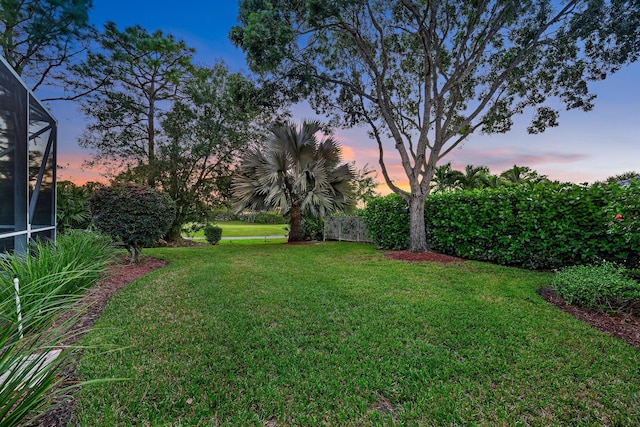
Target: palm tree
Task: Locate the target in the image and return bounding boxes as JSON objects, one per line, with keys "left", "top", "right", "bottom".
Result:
{"left": 500, "top": 165, "right": 548, "bottom": 185}
{"left": 457, "top": 165, "right": 490, "bottom": 191}
{"left": 431, "top": 162, "right": 463, "bottom": 193}
{"left": 232, "top": 121, "right": 355, "bottom": 242}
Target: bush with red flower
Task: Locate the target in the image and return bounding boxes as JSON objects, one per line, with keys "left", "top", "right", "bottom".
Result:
{"left": 607, "top": 179, "right": 640, "bottom": 267}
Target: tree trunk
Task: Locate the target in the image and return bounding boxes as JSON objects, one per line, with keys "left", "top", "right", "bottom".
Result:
{"left": 408, "top": 193, "right": 428, "bottom": 252}
{"left": 129, "top": 245, "right": 142, "bottom": 264}
{"left": 165, "top": 223, "right": 184, "bottom": 246}
{"left": 289, "top": 204, "right": 303, "bottom": 242}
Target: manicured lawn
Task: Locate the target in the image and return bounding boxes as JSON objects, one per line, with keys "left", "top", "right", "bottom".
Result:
{"left": 75, "top": 243, "right": 639, "bottom": 425}
{"left": 184, "top": 220, "right": 288, "bottom": 239}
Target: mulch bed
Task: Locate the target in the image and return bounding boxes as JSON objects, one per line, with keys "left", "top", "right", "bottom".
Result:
{"left": 384, "top": 250, "right": 466, "bottom": 263}
{"left": 537, "top": 286, "right": 640, "bottom": 349}
{"left": 31, "top": 250, "right": 639, "bottom": 426}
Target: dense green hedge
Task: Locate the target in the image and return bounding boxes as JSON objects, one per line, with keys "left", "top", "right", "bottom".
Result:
{"left": 359, "top": 194, "right": 409, "bottom": 250}
{"left": 361, "top": 182, "right": 640, "bottom": 269}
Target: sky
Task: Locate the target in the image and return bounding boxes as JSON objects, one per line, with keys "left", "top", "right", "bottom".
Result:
{"left": 48, "top": 0, "right": 640, "bottom": 191}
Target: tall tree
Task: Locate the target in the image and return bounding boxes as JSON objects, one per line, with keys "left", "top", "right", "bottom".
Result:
{"left": 232, "top": 121, "right": 354, "bottom": 242}
{"left": 72, "top": 22, "right": 194, "bottom": 185}
{"left": 0, "top": 0, "right": 94, "bottom": 93}
{"left": 159, "top": 63, "right": 273, "bottom": 242}
{"left": 231, "top": 0, "right": 640, "bottom": 252}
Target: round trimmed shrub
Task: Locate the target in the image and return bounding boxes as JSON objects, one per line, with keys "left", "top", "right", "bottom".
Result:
{"left": 204, "top": 224, "right": 223, "bottom": 245}
{"left": 90, "top": 183, "right": 176, "bottom": 263}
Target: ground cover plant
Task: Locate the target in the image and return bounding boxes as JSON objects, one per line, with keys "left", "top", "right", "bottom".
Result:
{"left": 74, "top": 243, "right": 639, "bottom": 425}
{"left": 552, "top": 262, "right": 640, "bottom": 314}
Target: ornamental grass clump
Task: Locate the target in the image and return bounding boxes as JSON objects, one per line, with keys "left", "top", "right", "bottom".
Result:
{"left": 552, "top": 262, "right": 640, "bottom": 314}
{"left": 0, "top": 230, "right": 114, "bottom": 425}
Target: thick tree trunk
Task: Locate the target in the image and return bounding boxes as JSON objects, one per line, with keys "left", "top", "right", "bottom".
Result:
{"left": 165, "top": 223, "right": 184, "bottom": 246}
{"left": 289, "top": 204, "right": 303, "bottom": 242}
{"left": 408, "top": 193, "right": 428, "bottom": 252}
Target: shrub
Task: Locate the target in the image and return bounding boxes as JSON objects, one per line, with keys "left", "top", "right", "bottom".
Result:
{"left": 606, "top": 179, "right": 640, "bottom": 266}
{"left": 90, "top": 183, "right": 176, "bottom": 263}
{"left": 204, "top": 224, "right": 223, "bottom": 245}
{"left": 301, "top": 215, "right": 324, "bottom": 240}
{"left": 360, "top": 194, "right": 410, "bottom": 249}
{"left": 0, "top": 231, "right": 113, "bottom": 425}
{"left": 424, "top": 182, "right": 638, "bottom": 269}
{"left": 56, "top": 181, "right": 92, "bottom": 232}
{"left": 552, "top": 263, "right": 640, "bottom": 314}
{"left": 252, "top": 211, "right": 287, "bottom": 224}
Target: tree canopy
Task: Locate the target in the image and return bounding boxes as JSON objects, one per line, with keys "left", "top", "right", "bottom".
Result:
{"left": 231, "top": 0, "right": 640, "bottom": 251}
{"left": 158, "top": 63, "right": 274, "bottom": 240}
{"left": 0, "top": 0, "right": 94, "bottom": 93}
{"left": 71, "top": 22, "right": 195, "bottom": 185}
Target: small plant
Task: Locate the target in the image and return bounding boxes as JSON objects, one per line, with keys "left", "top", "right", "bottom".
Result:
{"left": 301, "top": 215, "right": 324, "bottom": 240}
{"left": 552, "top": 262, "right": 640, "bottom": 314}
{"left": 0, "top": 231, "right": 114, "bottom": 321}
{"left": 204, "top": 224, "right": 223, "bottom": 245}
{"left": 0, "top": 230, "right": 113, "bottom": 425}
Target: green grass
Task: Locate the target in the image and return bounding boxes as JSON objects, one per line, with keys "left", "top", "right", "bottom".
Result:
{"left": 184, "top": 220, "right": 288, "bottom": 239}
{"left": 74, "top": 243, "right": 639, "bottom": 426}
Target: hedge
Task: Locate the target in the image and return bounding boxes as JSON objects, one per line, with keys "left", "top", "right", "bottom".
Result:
{"left": 361, "top": 182, "right": 640, "bottom": 269}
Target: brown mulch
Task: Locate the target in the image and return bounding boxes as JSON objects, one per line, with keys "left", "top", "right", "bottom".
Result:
{"left": 537, "top": 286, "right": 640, "bottom": 349}
{"left": 384, "top": 249, "right": 466, "bottom": 263}
{"left": 32, "top": 255, "right": 169, "bottom": 427}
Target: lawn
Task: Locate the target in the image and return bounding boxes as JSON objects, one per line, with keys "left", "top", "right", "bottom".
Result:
{"left": 184, "top": 220, "right": 288, "bottom": 239}
{"left": 74, "top": 243, "right": 639, "bottom": 426}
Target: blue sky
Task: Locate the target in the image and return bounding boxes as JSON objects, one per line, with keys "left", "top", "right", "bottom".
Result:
{"left": 52, "top": 1, "right": 640, "bottom": 188}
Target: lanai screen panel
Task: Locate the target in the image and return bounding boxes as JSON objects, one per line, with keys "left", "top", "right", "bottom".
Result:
{"left": 0, "top": 56, "right": 56, "bottom": 254}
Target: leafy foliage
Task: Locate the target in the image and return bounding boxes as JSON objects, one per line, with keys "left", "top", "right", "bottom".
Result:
{"left": 362, "top": 182, "right": 640, "bottom": 269}
{"left": 90, "top": 183, "right": 176, "bottom": 263}
{"left": 56, "top": 181, "right": 93, "bottom": 232}
{"left": 158, "top": 63, "right": 273, "bottom": 241}
{"left": 231, "top": 0, "right": 640, "bottom": 252}
{"left": 0, "top": 230, "right": 113, "bottom": 426}
{"left": 0, "top": 230, "right": 113, "bottom": 326}
{"left": 203, "top": 224, "right": 223, "bottom": 245}
{"left": 350, "top": 163, "right": 380, "bottom": 209}
{"left": 71, "top": 22, "right": 195, "bottom": 184}
{"left": 359, "top": 194, "right": 410, "bottom": 250}
{"left": 301, "top": 215, "right": 324, "bottom": 241}
{"left": 552, "top": 263, "right": 640, "bottom": 314}
{"left": 606, "top": 178, "right": 640, "bottom": 251}
{"left": 425, "top": 183, "right": 640, "bottom": 269}
{"left": 232, "top": 121, "right": 354, "bottom": 242}
{"left": 0, "top": 0, "right": 94, "bottom": 93}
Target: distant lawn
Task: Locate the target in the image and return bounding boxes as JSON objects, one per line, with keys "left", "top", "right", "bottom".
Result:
{"left": 184, "top": 220, "right": 288, "bottom": 239}
{"left": 75, "top": 243, "right": 639, "bottom": 425}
